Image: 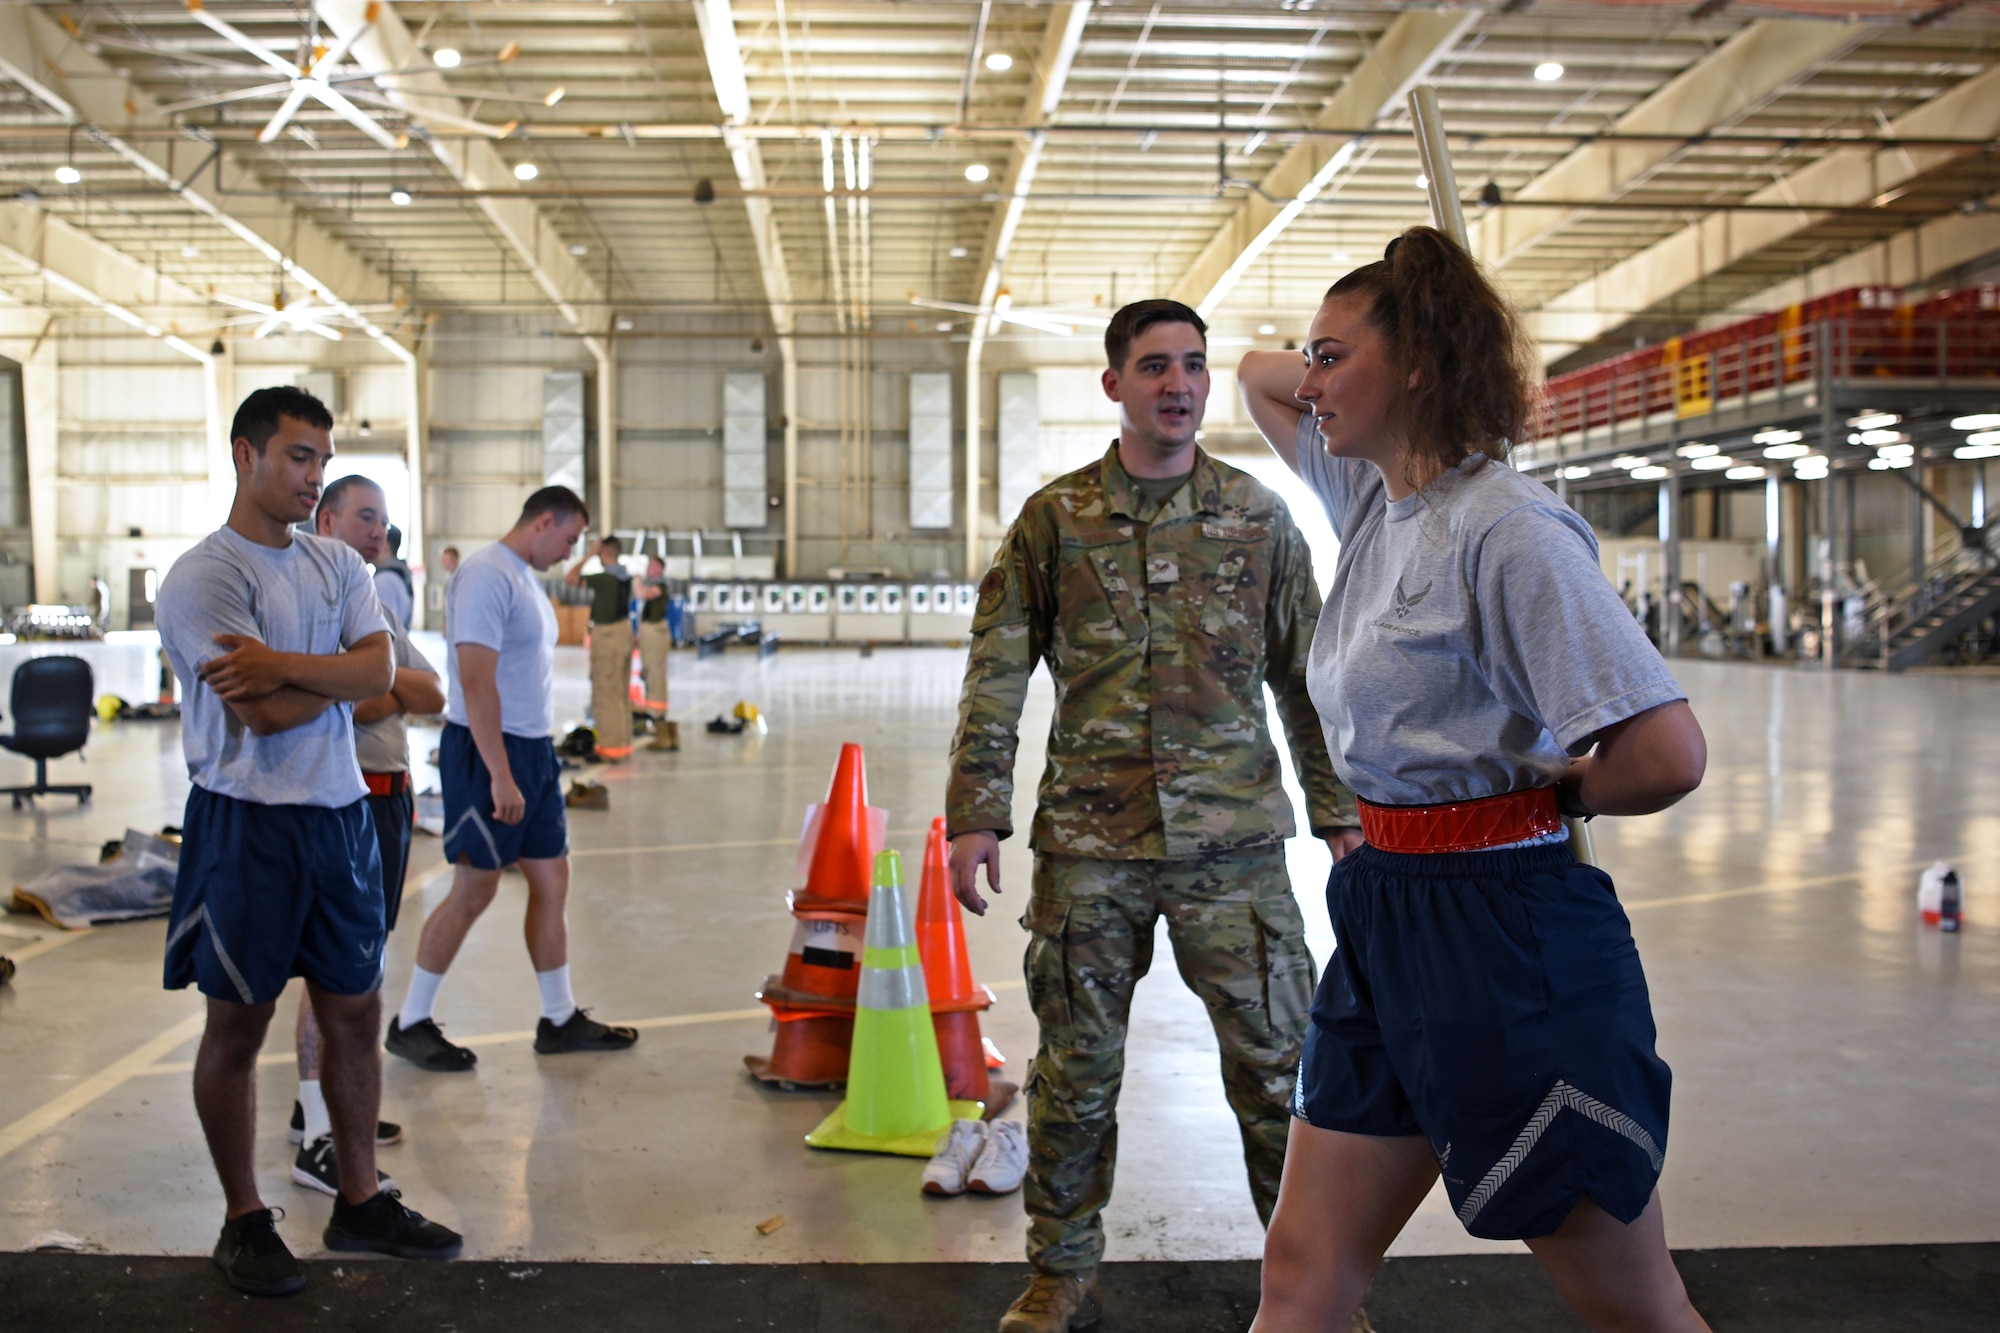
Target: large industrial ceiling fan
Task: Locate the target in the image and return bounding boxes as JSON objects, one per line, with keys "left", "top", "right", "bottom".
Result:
{"left": 152, "top": 1, "right": 523, "bottom": 146}
{"left": 910, "top": 292, "right": 1109, "bottom": 338}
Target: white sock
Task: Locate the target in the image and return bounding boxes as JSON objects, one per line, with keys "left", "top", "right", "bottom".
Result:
{"left": 398, "top": 966, "right": 446, "bottom": 1030}
{"left": 298, "top": 1079, "right": 332, "bottom": 1145}
{"left": 537, "top": 965, "right": 577, "bottom": 1026}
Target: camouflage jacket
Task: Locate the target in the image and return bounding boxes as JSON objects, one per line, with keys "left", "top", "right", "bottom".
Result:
{"left": 947, "top": 441, "right": 1356, "bottom": 859}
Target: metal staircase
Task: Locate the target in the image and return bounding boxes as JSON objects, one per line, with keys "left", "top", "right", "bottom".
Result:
{"left": 1844, "top": 516, "right": 2000, "bottom": 671}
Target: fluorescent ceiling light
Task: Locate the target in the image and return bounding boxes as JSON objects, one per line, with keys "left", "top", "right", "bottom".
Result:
{"left": 1726, "top": 466, "right": 1767, "bottom": 481}
{"left": 1690, "top": 455, "right": 1734, "bottom": 470}
{"left": 936, "top": 321, "right": 953, "bottom": 333}
{"left": 544, "top": 86, "right": 566, "bottom": 107}
{"left": 1257, "top": 323, "right": 1278, "bottom": 336}
{"left": 434, "top": 48, "right": 461, "bottom": 68}
{"left": 1955, "top": 442, "right": 2000, "bottom": 460}
{"left": 949, "top": 246, "right": 969, "bottom": 259}
{"left": 1630, "top": 465, "right": 1670, "bottom": 480}
{"left": 1877, "top": 443, "right": 1915, "bottom": 459}
{"left": 1950, "top": 414, "right": 2000, "bottom": 431}
{"left": 388, "top": 187, "right": 413, "bottom": 206}
{"left": 964, "top": 163, "right": 990, "bottom": 183}
{"left": 54, "top": 165, "right": 80, "bottom": 185}
{"left": 985, "top": 52, "right": 1012, "bottom": 72}
{"left": 1848, "top": 412, "right": 1899, "bottom": 430}
{"left": 1414, "top": 174, "right": 1428, "bottom": 190}
{"left": 1612, "top": 455, "right": 1649, "bottom": 469}
{"left": 1560, "top": 465, "right": 1592, "bottom": 480}
{"left": 1534, "top": 61, "right": 1564, "bottom": 82}
{"left": 1857, "top": 429, "right": 1905, "bottom": 446}
{"left": 568, "top": 243, "right": 588, "bottom": 256}
{"left": 1965, "top": 429, "right": 2000, "bottom": 446}
{"left": 513, "top": 162, "right": 539, "bottom": 181}
{"left": 181, "top": 244, "right": 201, "bottom": 258}
{"left": 1753, "top": 428, "right": 1803, "bottom": 445}
{"left": 1675, "top": 442, "right": 1718, "bottom": 458}
{"left": 1763, "top": 443, "right": 1810, "bottom": 460}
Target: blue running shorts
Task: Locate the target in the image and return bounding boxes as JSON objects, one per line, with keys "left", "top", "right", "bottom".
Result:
{"left": 368, "top": 787, "right": 415, "bottom": 932}
{"left": 439, "top": 722, "right": 567, "bottom": 869}
{"left": 164, "top": 786, "right": 385, "bottom": 1005}
{"left": 1293, "top": 841, "right": 1672, "bottom": 1241}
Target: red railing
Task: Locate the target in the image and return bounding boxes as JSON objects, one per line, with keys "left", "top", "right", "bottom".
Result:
{"left": 1531, "top": 285, "right": 2000, "bottom": 444}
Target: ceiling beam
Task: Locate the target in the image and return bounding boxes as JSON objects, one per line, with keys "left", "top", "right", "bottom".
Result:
{"left": 693, "top": 0, "right": 796, "bottom": 336}
{"left": 317, "top": 0, "right": 608, "bottom": 342}
{"left": 1730, "top": 189, "right": 2000, "bottom": 316}
{"left": 0, "top": 200, "right": 213, "bottom": 363}
{"left": 1527, "top": 60, "right": 2000, "bottom": 363}
{"left": 1472, "top": 18, "right": 1866, "bottom": 274}
{"left": 0, "top": 1, "right": 410, "bottom": 362}
{"left": 966, "top": 1, "right": 1093, "bottom": 326}
{"left": 962, "top": 1, "right": 1091, "bottom": 582}
{"left": 1169, "top": 7, "right": 1479, "bottom": 316}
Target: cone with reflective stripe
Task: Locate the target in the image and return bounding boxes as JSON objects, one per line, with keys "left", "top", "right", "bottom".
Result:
{"left": 913, "top": 817, "right": 1016, "bottom": 1113}
{"left": 805, "top": 850, "right": 982, "bottom": 1155}
{"left": 745, "top": 915, "right": 864, "bottom": 1089}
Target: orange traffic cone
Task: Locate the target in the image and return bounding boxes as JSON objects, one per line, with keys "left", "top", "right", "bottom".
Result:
{"left": 914, "top": 817, "right": 1017, "bottom": 1116}
{"left": 791, "top": 743, "right": 887, "bottom": 916}
{"left": 745, "top": 1007, "right": 853, "bottom": 1090}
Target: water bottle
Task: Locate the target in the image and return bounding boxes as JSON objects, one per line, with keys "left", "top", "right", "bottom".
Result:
{"left": 1918, "top": 861, "right": 1952, "bottom": 925}
{"left": 1940, "top": 868, "right": 1963, "bottom": 933}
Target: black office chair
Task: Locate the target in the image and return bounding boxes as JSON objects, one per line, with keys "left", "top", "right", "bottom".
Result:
{"left": 0, "top": 656, "right": 94, "bottom": 808}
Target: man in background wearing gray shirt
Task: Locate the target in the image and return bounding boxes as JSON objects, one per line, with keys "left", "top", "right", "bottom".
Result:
{"left": 284, "top": 476, "right": 446, "bottom": 1198}
{"left": 386, "top": 486, "right": 639, "bottom": 1071}
{"left": 159, "top": 386, "right": 460, "bottom": 1298}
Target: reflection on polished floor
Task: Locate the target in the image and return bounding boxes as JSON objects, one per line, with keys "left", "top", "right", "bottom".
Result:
{"left": 0, "top": 646, "right": 1994, "bottom": 1269}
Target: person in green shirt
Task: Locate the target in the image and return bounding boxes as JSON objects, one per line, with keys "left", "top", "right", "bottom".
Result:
{"left": 563, "top": 536, "right": 649, "bottom": 759}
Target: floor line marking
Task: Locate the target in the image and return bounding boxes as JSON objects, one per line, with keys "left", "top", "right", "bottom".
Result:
{"left": 1623, "top": 859, "right": 1932, "bottom": 912}
{"left": 1, "top": 931, "right": 86, "bottom": 965}
{"left": 0, "top": 1010, "right": 208, "bottom": 1164}
{"left": 136, "top": 982, "right": 1029, "bottom": 1076}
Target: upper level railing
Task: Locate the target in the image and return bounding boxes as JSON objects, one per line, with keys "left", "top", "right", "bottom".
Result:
{"left": 1527, "top": 315, "right": 2000, "bottom": 446}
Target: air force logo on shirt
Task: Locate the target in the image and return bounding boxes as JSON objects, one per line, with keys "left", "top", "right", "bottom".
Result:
{"left": 1374, "top": 573, "right": 1434, "bottom": 637}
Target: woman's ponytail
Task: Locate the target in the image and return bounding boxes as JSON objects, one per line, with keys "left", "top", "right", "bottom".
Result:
{"left": 1327, "top": 226, "right": 1540, "bottom": 478}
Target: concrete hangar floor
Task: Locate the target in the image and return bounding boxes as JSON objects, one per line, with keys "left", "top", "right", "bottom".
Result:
{"left": 0, "top": 642, "right": 1994, "bottom": 1330}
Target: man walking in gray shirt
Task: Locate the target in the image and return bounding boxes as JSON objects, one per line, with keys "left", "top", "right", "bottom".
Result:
{"left": 386, "top": 486, "right": 639, "bottom": 1070}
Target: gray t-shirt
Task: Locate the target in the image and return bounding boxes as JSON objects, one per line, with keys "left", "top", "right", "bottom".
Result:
{"left": 1295, "top": 414, "right": 1686, "bottom": 805}
{"left": 445, "top": 540, "right": 556, "bottom": 738}
{"left": 158, "top": 526, "right": 389, "bottom": 808}
{"left": 373, "top": 565, "right": 413, "bottom": 629}
{"left": 354, "top": 613, "right": 436, "bottom": 774}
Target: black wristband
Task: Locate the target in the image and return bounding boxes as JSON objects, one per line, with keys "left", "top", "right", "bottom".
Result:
{"left": 1556, "top": 780, "right": 1592, "bottom": 821}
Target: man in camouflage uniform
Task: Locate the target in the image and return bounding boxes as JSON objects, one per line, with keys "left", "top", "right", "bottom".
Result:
{"left": 948, "top": 300, "right": 1362, "bottom": 1333}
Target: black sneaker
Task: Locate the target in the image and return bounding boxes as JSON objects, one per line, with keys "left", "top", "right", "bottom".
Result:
{"left": 288, "top": 1100, "right": 403, "bottom": 1146}
{"left": 212, "top": 1207, "right": 305, "bottom": 1298}
{"left": 385, "top": 1016, "right": 477, "bottom": 1072}
{"left": 324, "top": 1189, "right": 462, "bottom": 1261}
{"left": 534, "top": 1008, "right": 639, "bottom": 1054}
{"left": 291, "top": 1136, "right": 396, "bottom": 1199}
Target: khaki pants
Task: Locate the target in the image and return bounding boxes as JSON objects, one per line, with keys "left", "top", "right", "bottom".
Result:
{"left": 638, "top": 620, "right": 672, "bottom": 709}
{"left": 587, "top": 620, "right": 634, "bottom": 755}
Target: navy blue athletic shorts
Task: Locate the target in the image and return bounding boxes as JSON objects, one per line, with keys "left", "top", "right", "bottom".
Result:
{"left": 439, "top": 722, "right": 567, "bottom": 869}
{"left": 1293, "top": 841, "right": 1672, "bottom": 1241}
{"left": 163, "top": 786, "right": 386, "bottom": 1006}
{"left": 367, "top": 787, "right": 415, "bottom": 932}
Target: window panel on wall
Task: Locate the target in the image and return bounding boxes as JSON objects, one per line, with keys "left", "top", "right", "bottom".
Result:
{"left": 997, "top": 372, "right": 1040, "bottom": 529}
{"left": 543, "top": 370, "right": 586, "bottom": 493}
{"left": 723, "top": 371, "right": 768, "bottom": 530}
{"left": 908, "top": 371, "right": 953, "bottom": 530}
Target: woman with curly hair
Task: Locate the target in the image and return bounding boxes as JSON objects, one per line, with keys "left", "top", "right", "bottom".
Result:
{"left": 1238, "top": 227, "right": 1711, "bottom": 1332}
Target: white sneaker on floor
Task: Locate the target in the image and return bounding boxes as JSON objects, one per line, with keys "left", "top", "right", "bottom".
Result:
{"left": 968, "top": 1119, "right": 1028, "bottom": 1195}
{"left": 921, "top": 1119, "right": 989, "bottom": 1196}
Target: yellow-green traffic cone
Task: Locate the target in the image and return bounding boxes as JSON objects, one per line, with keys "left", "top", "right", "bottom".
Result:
{"left": 805, "top": 850, "right": 982, "bottom": 1155}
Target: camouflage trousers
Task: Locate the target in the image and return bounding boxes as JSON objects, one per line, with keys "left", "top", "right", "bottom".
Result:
{"left": 1021, "top": 844, "right": 1315, "bottom": 1274}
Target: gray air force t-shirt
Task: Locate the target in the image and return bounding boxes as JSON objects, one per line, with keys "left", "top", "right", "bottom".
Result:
{"left": 158, "top": 526, "right": 389, "bottom": 808}
{"left": 1294, "top": 414, "right": 1686, "bottom": 806}
{"left": 445, "top": 540, "right": 557, "bottom": 739}
{"left": 354, "top": 613, "right": 436, "bottom": 774}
